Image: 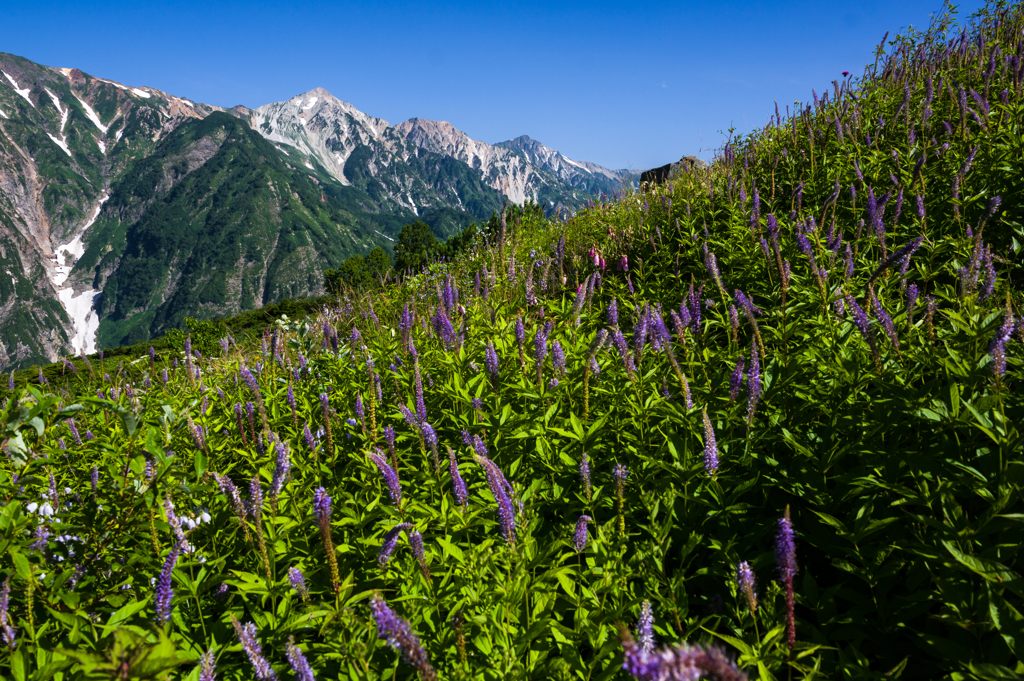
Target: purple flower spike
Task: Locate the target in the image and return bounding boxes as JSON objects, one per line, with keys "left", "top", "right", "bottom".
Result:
{"left": 746, "top": 339, "right": 761, "bottom": 426}
{"left": 240, "top": 367, "right": 260, "bottom": 397}
{"left": 485, "top": 341, "right": 500, "bottom": 383}
{"left": 155, "top": 542, "right": 182, "bottom": 623}
{"left": 288, "top": 567, "right": 309, "bottom": 600}
{"left": 378, "top": 523, "right": 414, "bottom": 567}
{"left": 737, "top": 561, "right": 757, "bottom": 615}
{"left": 775, "top": 510, "right": 798, "bottom": 649}
{"left": 313, "top": 487, "right": 332, "bottom": 530}
{"left": 476, "top": 454, "right": 517, "bottom": 544}
{"left": 408, "top": 529, "right": 430, "bottom": 581}
{"left": 414, "top": 363, "right": 427, "bottom": 422}
{"left": 614, "top": 463, "right": 629, "bottom": 490}
{"left": 870, "top": 291, "right": 899, "bottom": 350}
{"left": 621, "top": 634, "right": 747, "bottom": 681}
{"left": 286, "top": 637, "right": 316, "bottom": 681}
{"left": 636, "top": 600, "right": 655, "bottom": 654}
{"left": 702, "top": 409, "right": 718, "bottom": 476}
{"left": 729, "top": 356, "right": 745, "bottom": 403}
{"left": 552, "top": 340, "right": 566, "bottom": 376}
{"left": 368, "top": 451, "right": 402, "bottom": 506}
{"left": 580, "top": 452, "right": 592, "bottom": 501}
{"left": 369, "top": 595, "right": 437, "bottom": 681}
{"left": 197, "top": 650, "right": 216, "bottom": 681}
{"left": 448, "top": 447, "right": 468, "bottom": 510}
{"left": 270, "top": 438, "right": 291, "bottom": 501}
{"left": 990, "top": 315, "right": 1016, "bottom": 378}
{"left": 232, "top": 617, "right": 277, "bottom": 680}
{"left": 573, "top": 515, "right": 593, "bottom": 552}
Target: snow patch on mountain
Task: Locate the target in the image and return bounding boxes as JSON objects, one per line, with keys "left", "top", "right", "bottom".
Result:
{"left": 0, "top": 108, "right": 7, "bottom": 119}
{"left": 76, "top": 96, "right": 109, "bottom": 134}
{"left": 47, "top": 133, "right": 71, "bottom": 157}
{"left": 59, "top": 288, "right": 100, "bottom": 355}
{"left": 1, "top": 70, "right": 33, "bottom": 105}
{"left": 44, "top": 88, "right": 69, "bottom": 132}
{"left": 51, "top": 194, "right": 109, "bottom": 355}
{"left": 132, "top": 88, "right": 151, "bottom": 99}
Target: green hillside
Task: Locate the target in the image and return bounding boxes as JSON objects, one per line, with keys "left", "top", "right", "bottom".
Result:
{"left": 1, "top": 2, "right": 1023, "bottom": 680}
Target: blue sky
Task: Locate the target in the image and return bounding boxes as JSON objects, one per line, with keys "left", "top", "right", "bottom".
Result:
{"left": 3, "top": 0, "right": 987, "bottom": 170}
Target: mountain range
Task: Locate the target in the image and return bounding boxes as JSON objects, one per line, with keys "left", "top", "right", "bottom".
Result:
{"left": 0, "top": 52, "right": 631, "bottom": 371}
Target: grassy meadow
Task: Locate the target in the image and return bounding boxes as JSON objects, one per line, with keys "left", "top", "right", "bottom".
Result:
{"left": 2, "top": 2, "right": 1024, "bottom": 679}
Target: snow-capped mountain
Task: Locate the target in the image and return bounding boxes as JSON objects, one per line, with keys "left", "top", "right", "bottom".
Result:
{"left": 0, "top": 55, "right": 629, "bottom": 371}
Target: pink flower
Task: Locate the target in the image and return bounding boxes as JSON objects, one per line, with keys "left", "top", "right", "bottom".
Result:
{"left": 618, "top": 255, "right": 629, "bottom": 272}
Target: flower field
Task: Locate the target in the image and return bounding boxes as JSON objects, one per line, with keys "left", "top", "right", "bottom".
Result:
{"left": 3, "top": 3, "right": 1024, "bottom": 679}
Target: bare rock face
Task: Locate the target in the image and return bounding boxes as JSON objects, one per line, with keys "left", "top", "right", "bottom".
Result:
{"left": 640, "top": 156, "right": 707, "bottom": 184}
{"left": 0, "top": 51, "right": 225, "bottom": 367}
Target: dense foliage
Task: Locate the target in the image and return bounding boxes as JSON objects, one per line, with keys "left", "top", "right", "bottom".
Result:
{"left": 3, "top": 2, "right": 1024, "bottom": 679}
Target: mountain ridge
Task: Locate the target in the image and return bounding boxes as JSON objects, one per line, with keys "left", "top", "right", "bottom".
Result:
{"left": 0, "top": 54, "right": 631, "bottom": 371}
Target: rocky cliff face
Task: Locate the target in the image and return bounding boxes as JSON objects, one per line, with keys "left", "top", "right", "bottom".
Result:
{"left": 493, "top": 134, "right": 631, "bottom": 197}
{"left": 0, "top": 52, "right": 220, "bottom": 368}
{"left": 0, "top": 57, "right": 634, "bottom": 371}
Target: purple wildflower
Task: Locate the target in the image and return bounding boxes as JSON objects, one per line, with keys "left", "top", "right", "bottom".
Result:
{"left": 313, "top": 487, "right": 331, "bottom": 530}
{"left": 217, "top": 474, "right": 248, "bottom": 524}
{"left": 614, "top": 463, "right": 629, "bottom": 491}
{"left": 414, "top": 363, "right": 426, "bottom": 422}
{"left": 378, "top": 523, "right": 413, "bottom": 567}
{"left": 608, "top": 299, "right": 619, "bottom": 328}
{"left": 270, "top": 438, "right": 291, "bottom": 503}
{"left": 636, "top": 601, "right": 655, "bottom": 654}
{"left": 580, "top": 452, "right": 592, "bottom": 502}
{"left": 198, "top": 650, "right": 216, "bottom": 681}
{"left": 286, "top": 637, "right": 316, "bottom": 681}
{"left": 0, "top": 577, "right": 16, "bottom": 649}
{"left": 990, "top": 315, "right": 1015, "bottom": 378}
{"left": 573, "top": 515, "right": 593, "bottom": 552}
{"left": 621, "top": 634, "right": 747, "bottom": 681}
{"left": 239, "top": 367, "right": 259, "bottom": 397}
{"left": 448, "top": 446, "right": 468, "bottom": 509}
{"left": 737, "top": 562, "right": 757, "bottom": 615}
{"left": 870, "top": 291, "right": 899, "bottom": 350}
{"left": 288, "top": 567, "right": 309, "bottom": 601}
{"left": 843, "top": 292, "right": 874, "bottom": 347}
{"left": 906, "top": 284, "right": 919, "bottom": 327}
{"left": 729, "top": 357, "right": 745, "bottom": 403}
{"left": 746, "top": 339, "right": 761, "bottom": 426}
{"left": 232, "top": 618, "right": 276, "bottom": 680}
{"left": 408, "top": 529, "right": 430, "bottom": 581}
{"left": 775, "top": 510, "right": 798, "bottom": 649}
{"left": 534, "top": 324, "right": 549, "bottom": 384}
{"left": 613, "top": 330, "right": 637, "bottom": 380}
{"left": 155, "top": 541, "right": 182, "bottom": 624}
{"left": 369, "top": 595, "right": 436, "bottom": 681}
{"left": 484, "top": 341, "right": 499, "bottom": 383}
{"left": 355, "top": 393, "right": 365, "bottom": 425}
{"left": 980, "top": 246, "right": 996, "bottom": 300}
{"left": 552, "top": 341, "right": 566, "bottom": 375}
{"left": 702, "top": 409, "right": 718, "bottom": 476}
{"left": 368, "top": 450, "right": 402, "bottom": 506}
{"left": 477, "top": 454, "right": 517, "bottom": 544}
